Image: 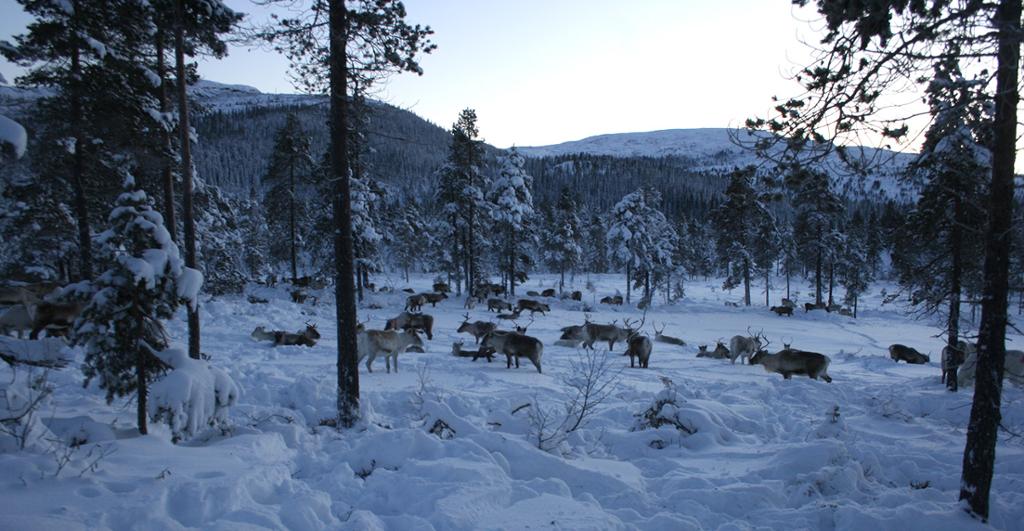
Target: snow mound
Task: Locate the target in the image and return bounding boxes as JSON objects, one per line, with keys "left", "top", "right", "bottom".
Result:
{"left": 149, "top": 347, "right": 240, "bottom": 442}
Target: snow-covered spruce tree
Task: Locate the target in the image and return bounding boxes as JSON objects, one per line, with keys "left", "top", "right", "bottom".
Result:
{"left": 892, "top": 57, "right": 988, "bottom": 389}
{"left": 351, "top": 176, "right": 386, "bottom": 301}
{"left": 489, "top": 148, "right": 535, "bottom": 296}
{"left": 752, "top": 209, "right": 780, "bottom": 307}
{"left": 711, "top": 167, "right": 772, "bottom": 306}
{"left": 391, "top": 201, "right": 432, "bottom": 283}
{"left": 542, "top": 186, "right": 582, "bottom": 293}
{"left": 582, "top": 207, "right": 609, "bottom": 275}
{"left": 0, "top": 172, "right": 78, "bottom": 282}
{"left": 838, "top": 217, "right": 873, "bottom": 318}
{"left": 238, "top": 188, "right": 271, "bottom": 280}
{"left": 263, "top": 113, "right": 314, "bottom": 282}
{"left": 437, "top": 108, "right": 488, "bottom": 293}
{"left": 788, "top": 166, "right": 844, "bottom": 306}
{"left": 607, "top": 187, "right": 677, "bottom": 305}
{"left": 192, "top": 179, "right": 248, "bottom": 294}
{"left": 73, "top": 175, "right": 203, "bottom": 435}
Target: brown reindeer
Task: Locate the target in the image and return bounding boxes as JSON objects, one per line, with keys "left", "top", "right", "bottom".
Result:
{"left": 456, "top": 313, "right": 497, "bottom": 344}
{"left": 750, "top": 344, "right": 832, "bottom": 382}
{"left": 481, "top": 330, "right": 543, "bottom": 373}
{"left": 385, "top": 311, "right": 434, "bottom": 340}
{"left": 516, "top": 299, "right": 550, "bottom": 316}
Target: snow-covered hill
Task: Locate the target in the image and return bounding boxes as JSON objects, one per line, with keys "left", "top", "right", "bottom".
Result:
{"left": 520, "top": 128, "right": 917, "bottom": 200}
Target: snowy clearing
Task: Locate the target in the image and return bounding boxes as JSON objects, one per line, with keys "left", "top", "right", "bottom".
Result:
{"left": 1, "top": 274, "right": 1022, "bottom": 530}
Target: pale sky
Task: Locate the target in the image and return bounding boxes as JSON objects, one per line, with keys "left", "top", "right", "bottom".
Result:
{"left": 1, "top": 0, "right": 825, "bottom": 149}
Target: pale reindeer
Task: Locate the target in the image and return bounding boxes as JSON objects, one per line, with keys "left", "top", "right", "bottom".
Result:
{"left": 456, "top": 313, "right": 497, "bottom": 344}
{"left": 728, "top": 328, "right": 766, "bottom": 365}
{"left": 451, "top": 339, "right": 493, "bottom": 362}
{"left": 358, "top": 329, "right": 423, "bottom": 373}
{"left": 405, "top": 294, "right": 426, "bottom": 312}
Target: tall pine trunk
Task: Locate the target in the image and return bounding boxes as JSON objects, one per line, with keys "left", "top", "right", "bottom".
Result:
{"left": 959, "top": 0, "right": 1020, "bottom": 519}
{"left": 828, "top": 260, "right": 835, "bottom": 307}
{"left": 156, "top": 31, "right": 177, "bottom": 244}
{"left": 626, "top": 264, "right": 631, "bottom": 304}
{"left": 134, "top": 305, "right": 148, "bottom": 435}
{"left": 289, "top": 159, "right": 297, "bottom": 281}
{"left": 764, "top": 269, "right": 770, "bottom": 307}
{"left": 946, "top": 194, "right": 964, "bottom": 390}
{"left": 175, "top": 0, "right": 200, "bottom": 360}
{"left": 815, "top": 247, "right": 823, "bottom": 305}
{"left": 742, "top": 258, "right": 751, "bottom": 306}
{"left": 330, "top": 0, "right": 360, "bottom": 428}
{"left": 69, "top": 7, "right": 92, "bottom": 280}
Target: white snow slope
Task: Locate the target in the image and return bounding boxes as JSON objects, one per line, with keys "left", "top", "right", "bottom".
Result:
{"left": 1, "top": 274, "right": 1022, "bottom": 530}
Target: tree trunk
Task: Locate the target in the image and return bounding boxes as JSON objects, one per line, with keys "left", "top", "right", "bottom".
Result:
{"left": 765, "top": 269, "right": 770, "bottom": 307}
{"left": 815, "top": 248, "right": 823, "bottom": 305}
{"left": 742, "top": 258, "right": 751, "bottom": 306}
{"left": 175, "top": 0, "right": 200, "bottom": 360}
{"left": 156, "top": 30, "right": 177, "bottom": 244}
{"left": 356, "top": 263, "right": 364, "bottom": 302}
{"left": 330, "top": 0, "right": 360, "bottom": 428}
{"left": 135, "top": 309, "right": 148, "bottom": 436}
{"left": 69, "top": 7, "right": 92, "bottom": 281}
{"left": 947, "top": 194, "right": 964, "bottom": 391}
{"left": 786, "top": 269, "right": 790, "bottom": 300}
{"left": 626, "top": 264, "right": 631, "bottom": 304}
{"left": 289, "top": 160, "right": 297, "bottom": 282}
{"left": 828, "top": 260, "right": 835, "bottom": 307}
{"left": 959, "top": 0, "right": 1020, "bottom": 520}
{"left": 509, "top": 237, "right": 516, "bottom": 297}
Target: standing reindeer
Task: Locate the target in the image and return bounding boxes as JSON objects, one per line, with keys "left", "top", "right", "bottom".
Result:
{"left": 456, "top": 313, "right": 497, "bottom": 344}
{"left": 728, "top": 328, "right": 766, "bottom": 365}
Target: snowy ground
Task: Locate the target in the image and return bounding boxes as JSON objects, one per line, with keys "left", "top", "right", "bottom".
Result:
{"left": 1, "top": 273, "right": 1023, "bottom": 530}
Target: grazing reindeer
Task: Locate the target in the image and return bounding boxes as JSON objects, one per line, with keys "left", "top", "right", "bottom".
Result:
{"left": 600, "top": 295, "right": 623, "bottom": 305}
{"left": 433, "top": 282, "right": 452, "bottom": 294}
{"left": 405, "top": 294, "right": 426, "bottom": 312}
{"left": 804, "top": 302, "right": 827, "bottom": 312}
{"left": 541, "top": 288, "right": 556, "bottom": 298}
{"left": 384, "top": 311, "right": 434, "bottom": 340}
{"left": 27, "top": 299, "right": 85, "bottom": 340}
{"left": 750, "top": 344, "right": 832, "bottom": 382}
{"left": 889, "top": 344, "right": 930, "bottom": 365}
{"left": 770, "top": 305, "right": 793, "bottom": 317}
{"left": 291, "top": 290, "right": 318, "bottom": 305}
{"left": 653, "top": 323, "right": 686, "bottom": 346}
{"left": 487, "top": 298, "right": 514, "bottom": 312}
{"left": 481, "top": 330, "right": 543, "bottom": 373}
{"left": 357, "top": 329, "right": 423, "bottom": 373}
{"left": 421, "top": 292, "right": 448, "bottom": 307}
{"left": 728, "top": 328, "right": 765, "bottom": 365}
{"left": 451, "top": 339, "right": 493, "bottom": 362}
{"left": 516, "top": 299, "right": 550, "bottom": 316}
{"left": 456, "top": 313, "right": 497, "bottom": 344}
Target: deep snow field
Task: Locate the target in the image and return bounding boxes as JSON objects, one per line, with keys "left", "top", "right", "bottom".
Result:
{"left": 1, "top": 273, "right": 1023, "bottom": 530}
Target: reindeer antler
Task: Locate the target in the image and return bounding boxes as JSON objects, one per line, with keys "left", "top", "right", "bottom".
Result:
{"left": 461, "top": 312, "right": 470, "bottom": 322}
{"left": 654, "top": 322, "right": 665, "bottom": 335}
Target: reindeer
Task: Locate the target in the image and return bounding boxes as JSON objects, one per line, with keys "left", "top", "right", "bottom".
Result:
{"left": 405, "top": 294, "right": 426, "bottom": 312}
{"left": 451, "top": 339, "right": 493, "bottom": 362}
{"left": 600, "top": 295, "right": 624, "bottom": 305}
{"left": 525, "top": 290, "right": 541, "bottom": 297}
{"left": 487, "top": 298, "right": 513, "bottom": 312}
{"left": 357, "top": 329, "right": 423, "bottom": 373}
{"left": 570, "top": 291, "right": 582, "bottom": 301}
{"left": 728, "top": 328, "right": 766, "bottom": 365}
{"left": 456, "top": 313, "right": 497, "bottom": 344}
{"left": 781, "top": 298, "right": 796, "bottom": 309}
{"left": 889, "top": 344, "right": 929, "bottom": 364}
{"left": 583, "top": 321, "right": 630, "bottom": 351}
{"left": 770, "top": 305, "right": 794, "bottom": 317}
{"left": 481, "top": 330, "right": 543, "bottom": 373}
{"left": 27, "top": 299, "right": 85, "bottom": 340}
{"left": 251, "top": 323, "right": 320, "bottom": 347}
{"left": 421, "top": 292, "right": 448, "bottom": 307}
{"left": 696, "top": 341, "right": 731, "bottom": 359}
{"left": 0, "top": 304, "right": 33, "bottom": 338}
{"left": 541, "top": 288, "right": 556, "bottom": 298}
{"left": 750, "top": 344, "right": 832, "bottom": 382}
{"left": 291, "top": 290, "right": 317, "bottom": 305}
{"left": 653, "top": 323, "right": 686, "bottom": 346}
{"left": 516, "top": 299, "right": 550, "bottom": 316}
{"left": 384, "top": 311, "right": 434, "bottom": 340}
{"left": 496, "top": 309, "right": 521, "bottom": 321}
{"left": 625, "top": 334, "right": 653, "bottom": 368}
{"left": 433, "top": 282, "right": 452, "bottom": 294}
{"left": 804, "top": 302, "right": 827, "bottom": 312}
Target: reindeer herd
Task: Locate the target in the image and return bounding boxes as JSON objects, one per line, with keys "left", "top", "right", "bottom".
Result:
{"left": 5, "top": 277, "right": 1020, "bottom": 389}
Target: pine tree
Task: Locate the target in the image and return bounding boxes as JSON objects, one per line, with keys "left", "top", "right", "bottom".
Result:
{"left": 788, "top": 166, "right": 843, "bottom": 306}
{"left": 893, "top": 57, "right": 989, "bottom": 389}
{"left": 489, "top": 148, "right": 535, "bottom": 296}
{"left": 608, "top": 187, "right": 677, "bottom": 305}
{"left": 711, "top": 167, "right": 772, "bottom": 306}
{"left": 351, "top": 176, "right": 385, "bottom": 301}
{"left": 437, "top": 109, "right": 488, "bottom": 293}
{"left": 263, "top": 113, "right": 313, "bottom": 281}
{"left": 838, "top": 218, "right": 874, "bottom": 318}
{"left": 542, "top": 187, "right": 582, "bottom": 292}
{"left": 391, "top": 202, "right": 431, "bottom": 283}
{"left": 73, "top": 175, "right": 202, "bottom": 435}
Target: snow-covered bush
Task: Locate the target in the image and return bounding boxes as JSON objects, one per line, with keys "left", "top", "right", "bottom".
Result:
{"left": 0, "top": 367, "right": 55, "bottom": 452}
{"left": 73, "top": 175, "right": 203, "bottom": 435}
{"left": 633, "top": 377, "right": 697, "bottom": 436}
{"left": 148, "top": 348, "right": 239, "bottom": 443}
